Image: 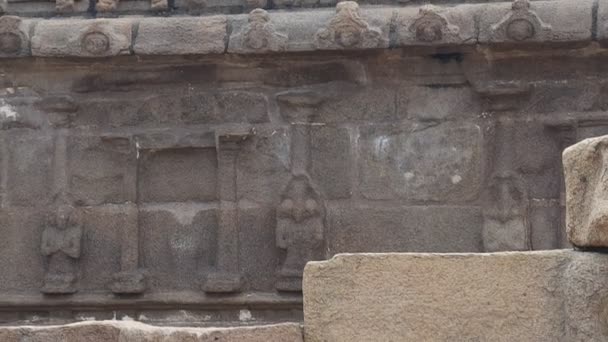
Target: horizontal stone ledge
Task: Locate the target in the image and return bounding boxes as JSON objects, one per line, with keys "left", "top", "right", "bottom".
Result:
{"left": 0, "top": 321, "right": 304, "bottom": 342}
{"left": 0, "top": 0, "right": 596, "bottom": 58}
{"left": 0, "top": 291, "right": 302, "bottom": 309}
{"left": 303, "top": 250, "right": 608, "bottom": 341}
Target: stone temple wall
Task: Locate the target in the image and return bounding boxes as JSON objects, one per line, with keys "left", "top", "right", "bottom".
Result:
{"left": 0, "top": 0, "right": 605, "bottom": 326}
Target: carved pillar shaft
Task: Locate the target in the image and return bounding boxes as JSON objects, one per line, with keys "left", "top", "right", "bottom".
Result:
{"left": 203, "top": 133, "right": 246, "bottom": 293}
{"left": 291, "top": 124, "right": 310, "bottom": 174}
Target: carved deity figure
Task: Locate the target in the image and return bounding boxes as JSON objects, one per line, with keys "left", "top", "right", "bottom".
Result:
{"left": 315, "top": 1, "right": 387, "bottom": 50}
{"left": 482, "top": 172, "right": 530, "bottom": 252}
{"left": 276, "top": 175, "right": 325, "bottom": 291}
{"left": 41, "top": 206, "right": 83, "bottom": 294}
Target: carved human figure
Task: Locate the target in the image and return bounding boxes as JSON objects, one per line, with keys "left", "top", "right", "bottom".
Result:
{"left": 315, "top": 1, "right": 387, "bottom": 49}
{"left": 276, "top": 175, "right": 325, "bottom": 291}
{"left": 40, "top": 206, "right": 83, "bottom": 294}
{"left": 482, "top": 172, "right": 530, "bottom": 252}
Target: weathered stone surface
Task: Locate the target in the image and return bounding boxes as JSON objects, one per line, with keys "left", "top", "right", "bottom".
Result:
{"left": 138, "top": 147, "right": 218, "bottom": 203}
{"left": 67, "top": 135, "right": 136, "bottom": 205}
{"left": 31, "top": 19, "right": 132, "bottom": 57}
{"left": 310, "top": 125, "right": 352, "bottom": 199}
{"left": 359, "top": 122, "right": 483, "bottom": 201}
{"left": 0, "top": 321, "right": 303, "bottom": 341}
{"left": 563, "top": 135, "right": 608, "bottom": 247}
{"left": 327, "top": 204, "right": 483, "bottom": 254}
{"left": 304, "top": 250, "right": 608, "bottom": 342}
{"left": 134, "top": 17, "right": 227, "bottom": 55}
{"left": 6, "top": 131, "right": 54, "bottom": 206}
{"left": 400, "top": 85, "right": 481, "bottom": 120}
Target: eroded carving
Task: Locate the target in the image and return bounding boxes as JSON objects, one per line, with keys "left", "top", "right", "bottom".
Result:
{"left": 96, "top": 0, "right": 118, "bottom": 12}
{"left": 0, "top": 16, "right": 27, "bottom": 57}
{"left": 409, "top": 5, "right": 460, "bottom": 43}
{"left": 151, "top": 0, "right": 168, "bottom": 10}
{"left": 81, "top": 32, "right": 110, "bottom": 55}
{"left": 490, "top": 0, "right": 551, "bottom": 42}
{"left": 315, "top": 1, "right": 387, "bottom": 50}
{"left": 482, "top": 172, "right": 530, "bottom": 252}
{"left": 56, "top": 0, "right": 76, "bottom": 12}
{"left": 276, "top": 175, "right": 325, "bottom": 292}
{"left": 229, "top": 9, "right": 287, "bottom": 53}
{"left": 41, "top": 206, "right": 83, "bottom": 294}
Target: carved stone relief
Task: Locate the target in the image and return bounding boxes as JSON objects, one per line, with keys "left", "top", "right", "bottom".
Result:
{"left": 0, "top": 16, "right": 27, "bottom": 57}
{"left": 406, "top": 5, "right": 461, "bottom": 44}
{"left": 275, "top": 90, "right": 326, "bottom": 292}
{"left": 203, "top": 132, "right": 249, "bottom": 293}
{"left": 40, "top": 206, "right": 83, "bottom": 294}
{"left": 315, "top": 1, "right": 387, "bottom": 50}
{"left": 56, "top": 0, "right": 78, "bottom": 12}
{"left": 228, "top": 9, "right": 288, "bottom": 53}
{"left": 276, "top": 175, "right": 325, "bottom": 291}
{"left": 489, "top": 0, "right": 551, "bottom": 42}
{"left": 111, "top": 204, "right": 146, "bottom": 294}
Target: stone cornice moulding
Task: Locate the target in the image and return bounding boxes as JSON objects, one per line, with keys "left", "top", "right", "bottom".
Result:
{"left": 0, "top": 0, "right": 596, "bottom": 59}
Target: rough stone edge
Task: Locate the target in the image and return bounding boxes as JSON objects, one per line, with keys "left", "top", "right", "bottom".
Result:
{"left": 2, "top": 0, "right": 598, "bottom": 58}
{"left": 0, "top": 321, "right": 304, "bottom": 340}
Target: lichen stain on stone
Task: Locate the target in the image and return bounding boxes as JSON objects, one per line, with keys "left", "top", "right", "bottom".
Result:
{"left": 0, "top": 99, "right": 18, "bottom": 122}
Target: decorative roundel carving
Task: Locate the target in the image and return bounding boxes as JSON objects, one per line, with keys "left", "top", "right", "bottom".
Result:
{"left": 0, "top": 32, "right": 22, "bottom": 54}
{"left": 335, "top": 28, "right": 362, "bottom": 48}
{"left": 506, "top": 19, "right": 535, "bottom": 41}
{"left": 415, "top": 20, "right": 443, "bottom": 42}
{"left": 82, "top": 32, "right": 110, "bottom": 55}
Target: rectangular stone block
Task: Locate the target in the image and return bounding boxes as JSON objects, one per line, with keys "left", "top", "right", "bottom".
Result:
{"left": 327, "top": 204, "right": 483, "bottom": 254}
{"left": 278, "top": 86, "right": 398, "bottom": 123}
{"left": 67, "top": 135, "right": 136, "bottom": 206}
{"left": 358, "top": 122, "right": 483, "bottom": 201}
{"left": 304, "top": 250, "right": 608, "bottom": 342}
{"left": 7, "top": 131, "right": 54, "bottom": 206}
{"left": 138, "top": 147, "right": 217, "bottom": 203}
{"left": 399, "top": 86, "right": 481, "bottom": 121}
{"left": 237, "top": 127, "right": 291, "bottom": 205}
{"left": 134, "top": 17, "right": 227, "bottom": 55}
{"left": 0, "top": 207, "right": 45, "bottom": 293}
{"left": 310, "top": 125, "right": 352, "bottom": 199}
{"left": 563, "top": 135, "right": 608, "bottom": 247}
{"left": 31, "top": 19, "right": 132, "bottom": 57}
